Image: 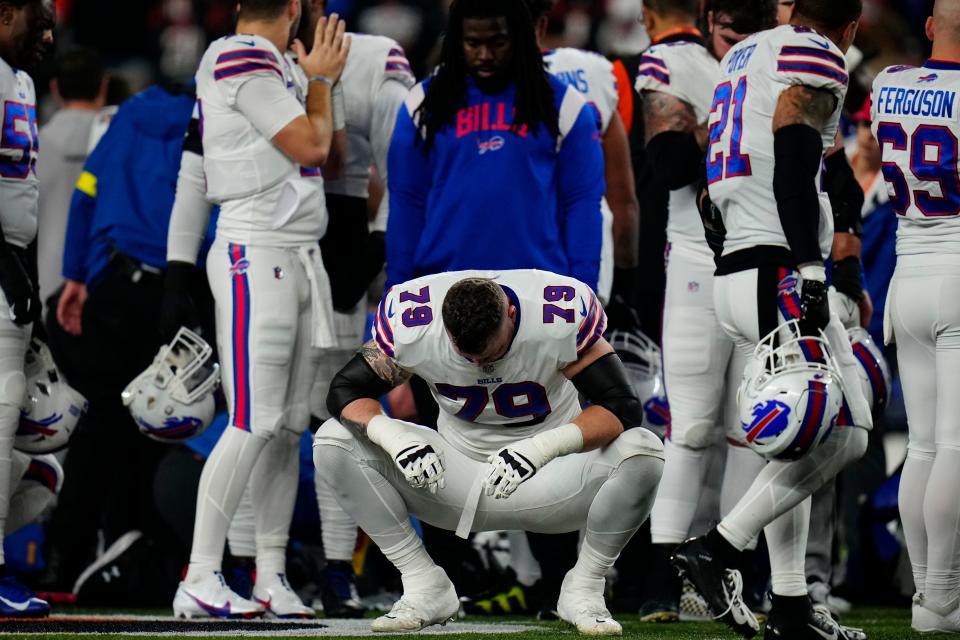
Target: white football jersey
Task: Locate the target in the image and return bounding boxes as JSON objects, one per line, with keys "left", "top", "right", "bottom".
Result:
{"left": 372, "top": 269, "right": 607, "bottom": 460}
{"left": 544, "top": 48, "right": 618, "bottom": 134}
{"left": 871, "top": 61, "right": 960, "bottom": 256}
{"left": 707, "top": 25, "right": 848, "bottom": 260}
{"left": 0, "top": 58, "right": 38, "bottom": 249}
{"left": 634, "top": 39, "right": 720, "bottom": 265}
{"left": 196, "top": 34, "right": 326, "bottom": 246}
{"left": 325, "top": 34, "right": 415, "bottom": 199}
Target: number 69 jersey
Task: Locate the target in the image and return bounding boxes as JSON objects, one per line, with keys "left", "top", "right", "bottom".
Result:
{"left": 706, "top": 25, "right": 848, "bottom": 261}
{"left": 373, "top": 269, "right": 607, "bottom": 461}
{"left": 871, "top": 61, "right": 960, "bottom": 256}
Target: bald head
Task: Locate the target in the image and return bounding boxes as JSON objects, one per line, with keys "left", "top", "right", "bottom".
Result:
{"left": 931, "top": 0, "right": 960, "bottom": 46}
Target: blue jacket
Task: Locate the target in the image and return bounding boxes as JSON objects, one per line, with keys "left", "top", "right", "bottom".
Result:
{"left": 62, "top": 85, "right": 214, "bottom": 287}
{"left": 386, "top": 75, "right": 605, "bottom": 290}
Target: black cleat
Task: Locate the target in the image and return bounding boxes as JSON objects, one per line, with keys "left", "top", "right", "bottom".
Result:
{"left": 320, "top": 561, "right": 366, "bottom": 618}
{"left": 671, "top": 536, "right": 759, "bottom": 638}
{"left": 764, "top": 602, "right": 867, "bottom": 640}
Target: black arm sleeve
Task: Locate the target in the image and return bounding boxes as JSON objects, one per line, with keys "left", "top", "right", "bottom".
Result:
{"left": 570, "top": 352, "right": 645, "bottom": 430}
{"left": 326, "top": 352, "right": 395, "bottom": 420}
{"left": 646, "top": 130, "right": 703, "bottom": 190}
{"left": 773, "top": 124, "right": 825, "bottom": 267}
{"left": 823, "top": 150, "right": 864, "bottom": 237}
{"left": 183, "top": 117, "right": 203, "bottom": 156}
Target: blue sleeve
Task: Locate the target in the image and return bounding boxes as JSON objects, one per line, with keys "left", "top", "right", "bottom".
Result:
{"left": 386, "top": 102, "right": 429, "bottom": 288}
{"left": 61, "top": 132, "right": 113, "bottom": 283}
{"left": 557, "top": 104, "right": 605, "bottom": 292}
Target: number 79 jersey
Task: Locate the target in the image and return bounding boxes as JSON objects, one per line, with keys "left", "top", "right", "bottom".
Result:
{"left": 871, "top": 61, "right": 960, "bottom": 256}
{"left": 372, "top": 269, "right": 607, "bottom": 460}
{"left": 706, "top": 25, "right": 848, "bottom": 260}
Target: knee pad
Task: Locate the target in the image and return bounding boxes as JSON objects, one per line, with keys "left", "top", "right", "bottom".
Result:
{"left": 0, "top": 369, "right": 25, "bottom": 410}
{"left": 611, "top": 428, "right": 665, "bottom": 466}
{"left": 670, "top": 421, "right": 715, "bottom": 450}
{"left": 284, "top": 402, "right": 311, "bottom": 435}
{"left": 843, "top": 426, "right": 869, "bottom": 466}
{"left": 313, "top": 419, "right": 366, "bottom": 479}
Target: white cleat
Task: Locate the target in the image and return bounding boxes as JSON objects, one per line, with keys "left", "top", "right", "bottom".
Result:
{"left": 371, "top": 566, "right": 460, "bottom": 632}
{"left": 172, "top": 571, "right": 265, "bottom": 619}
{"left": 253, "top": 573, "right": 316, "bottom": 619}
{"left": 913, "top": 594, "right": 960, "bottom": 634}
{"left": 557, "top": 570, "right": 623, "bottom": 636}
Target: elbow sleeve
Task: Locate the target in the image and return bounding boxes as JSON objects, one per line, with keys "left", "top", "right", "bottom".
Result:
{"left": 570, "top": 353, "right": 645, "bottom": 430}
{"left": 326, "top": 353, "right": 395, "bottom": 420}
{"left": 773, "top": 124, "right": 824, "bottom": 267}
{"left": 646, "top": 130, "right": 703, "bottom": 190}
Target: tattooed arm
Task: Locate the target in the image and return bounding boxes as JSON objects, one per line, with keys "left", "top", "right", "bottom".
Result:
{"left": 772, "top": 85, "right": 837, "bottom": 132}
{"left": 641, "top": 91, "right": 708, "bottom": 191}
{"left": 331, "top": 340, "right": 412, "bottom": 431}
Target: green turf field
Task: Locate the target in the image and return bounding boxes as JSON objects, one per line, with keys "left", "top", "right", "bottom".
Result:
{"left": 0, "top": 606, "right": 923, "bottom": 639}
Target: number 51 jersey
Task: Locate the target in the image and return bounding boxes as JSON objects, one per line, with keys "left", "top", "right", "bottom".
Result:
{"left": 871, "top": 61, "right": 960, "bottom": 256}
{"left": 707, "top": 25, "right": 848, "bottom": 262}
{"left": 0, "top": 57, "right": 38, "bottom": 249}
{"left": 372, "top": 269, "right": 607, "bottom": 460}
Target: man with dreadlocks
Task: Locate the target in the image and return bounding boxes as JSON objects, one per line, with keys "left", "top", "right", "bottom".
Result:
{"left": 385, "top": 0, "right": 605, "bottom": 294}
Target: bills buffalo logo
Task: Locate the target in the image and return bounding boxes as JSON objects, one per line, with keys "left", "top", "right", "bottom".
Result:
{"left": 229, "top": 257, "right": 251, "bottom": 277}
{"left": 777, "top": 274, "right": 799, "bottom": 296}
{"left": 477, "top": 136, "right": 505, "bottom": 155}
{"left": 17, "top": 413, "right": 61, "bottom": 437}
{"left": 644, "top": 396, "right": 671, "bottom": 427}
{"left": 743, "top": 400, "right": 792, "bottom": 443}
{"left": 138, "top": 416, "right": 204, "bottom": 440}
{"left": 918, "top": 73, "right": 939, "bottom": 83}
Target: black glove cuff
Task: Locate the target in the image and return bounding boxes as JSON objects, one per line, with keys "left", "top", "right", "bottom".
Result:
{"left": 832, "top": 255, "right": 863, "bottom": 302}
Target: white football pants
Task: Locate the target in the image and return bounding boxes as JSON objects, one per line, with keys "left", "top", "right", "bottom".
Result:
{"left": 0, "top": 295, "right": 29, "bottom": 566}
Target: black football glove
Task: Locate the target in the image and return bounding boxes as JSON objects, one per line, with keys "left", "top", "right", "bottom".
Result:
{"left": 798, "top": 279, "right": 829, "bottom": 336}
{"left": 159, "top": 260, "right": 201, "bottom": 341}
{"left": 0, "top": 247, "right": 41, "bottom": 325}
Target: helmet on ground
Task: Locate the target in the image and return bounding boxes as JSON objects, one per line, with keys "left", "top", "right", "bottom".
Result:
{"left": 16, "top": 339, "right": 87, "bottom": 453}
{"left": 607, "top": 329, "right": 670, "bottom": 431}
{"left": 122, "top": 328, "right": 220, "bottom": 442}
{"left": 738, "top": 321, "right": 843, "bottom": 460}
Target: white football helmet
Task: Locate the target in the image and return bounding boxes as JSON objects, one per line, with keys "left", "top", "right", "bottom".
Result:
{"left": 122, "top": 328, "right": 220, "bottom": 442}
{"left": 608, "top": 329, "right": 670, "bottom": 432}
{"left": 16, "top": 339, "right": 88, "bottom": 453}
{"left": 847, "top": 327, "right": 892, "bottom": 415}
{"left": 738, "top": 321, "right": 843, "bottom": 460}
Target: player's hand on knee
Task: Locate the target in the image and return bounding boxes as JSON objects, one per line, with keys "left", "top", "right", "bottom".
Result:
{"left": 484, "top": 445, "right": 541, "bottom": 499}
{"left": 395, "top": 442, "right": 446, "bottom": 493}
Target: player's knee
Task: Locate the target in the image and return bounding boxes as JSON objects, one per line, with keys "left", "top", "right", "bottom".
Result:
{"left": 611, "top": 428, "right": 665, "bottom": 482}
{"left": 285, "top": 402, "right": 311, "bottom": 435}
{"left": 313, "top": 419, "right": 363, "bottom": 478}
{"left": 671, "top": 422, "right": 713, "bottom": 450}
{"left": 906, "top": 443, "right": 937, "bottom": 462}
{"left": 0, "top": 369, "right": 26, "bottom": 409}
{"left": 843, "top": 426, "right": 869, "bottom": 466}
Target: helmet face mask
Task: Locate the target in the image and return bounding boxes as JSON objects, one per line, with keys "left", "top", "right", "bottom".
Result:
{"left": 738, "top": 321, "right": 843, "bottom": 461}
{"left": 122, "top": 328, "right": 220, "bottom": 443}
{"left": 608, "top": 329, "right": 671, "bottom": 433}
{"left": 16, "top": 339, "right": 88, "bottom": 454}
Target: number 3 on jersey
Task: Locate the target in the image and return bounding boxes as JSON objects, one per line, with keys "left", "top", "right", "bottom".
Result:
{"left": 707, "top": 77, "right": 752, "bottom": 184}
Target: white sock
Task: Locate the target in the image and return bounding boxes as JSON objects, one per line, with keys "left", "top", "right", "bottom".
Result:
{"left": 571, "top": 540, "right": 615, "bottom": 582}
{"left": 923, "top": 446, "right": 960, "bottom": 614}
{"left": 766, "top": 497, "right": 810, "bottom": 597}
{"left": 187, "top": 427, "right": 268, "bottom": 582}
{"left": 900, "top": 447, "right": 934, "bottom": 596}
{"left": 227, "top": 485, "right": 256, "bottom": 559}
{"left": 719, "top": 426, "right": 866, "bottom": 551}
{"left": 252, "top": 429, "right": 301, "bottom": 579}
{"left": 651, "top": 440, "right": 705, "bottom": 544}
{"left": 315, "top": 472, "right": 358, "bottom": 562}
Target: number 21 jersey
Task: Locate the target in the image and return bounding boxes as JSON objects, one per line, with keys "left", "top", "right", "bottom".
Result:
{"left": 707, "top": 25, "right": 848, "bottom": 262}
{"left": 372, "top": 269, "right": 607, "bottom": 460}
{"left": 871, "top": 61, "right": 960, "bottom": 256}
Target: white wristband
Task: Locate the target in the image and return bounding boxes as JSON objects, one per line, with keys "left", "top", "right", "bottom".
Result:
{"left": 799, "top": 264, "right": 826, "bottom": 283}
{"left": 366, "top": 414, "right": 392, "bottom": 448}
{"left": 528, "top": 422, "right": 584, "bottom": 462}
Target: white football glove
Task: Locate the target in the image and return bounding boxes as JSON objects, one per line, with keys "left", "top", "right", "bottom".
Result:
{"left": 828, "top": 285, "right": 860, "bottom": 330}
{"left": 366, "top": 415, "right": 446, "bottom": 493}
{"left": 483, "top": 423, "right": 583, "bottom": 500}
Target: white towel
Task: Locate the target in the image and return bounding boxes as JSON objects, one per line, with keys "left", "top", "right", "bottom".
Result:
{"left": 297, "top": 245, "right": 338, "bottom": 349}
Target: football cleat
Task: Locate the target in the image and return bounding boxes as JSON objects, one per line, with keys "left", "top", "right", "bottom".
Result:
{"left": 764, "top": 602, "right": 867, "bottom": 640}
{"left": 557, "top": 571, "right": 622, "bottom": 636}
{"left": 253, "top": 573, "right": 315, "bottom": 619}
{"left": 0, "top": 574, "right": 50, "bottom": 618}
{"left": 672, "top": 537, "right": 759, "bottom": 638}
{"left": 320, "top": 560, "right": 366, "bottom": 618}
{"left": 912, "top": 594, "right": 960, "bottom": 634}
{"left": 638, "top": 598, "right": 679, "bottom": 623}
{"left": 173, "top": 571, "right": 265, "bottom": 619}
{"left": 371, "top": 566, "right": 459, "bottom": 632}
